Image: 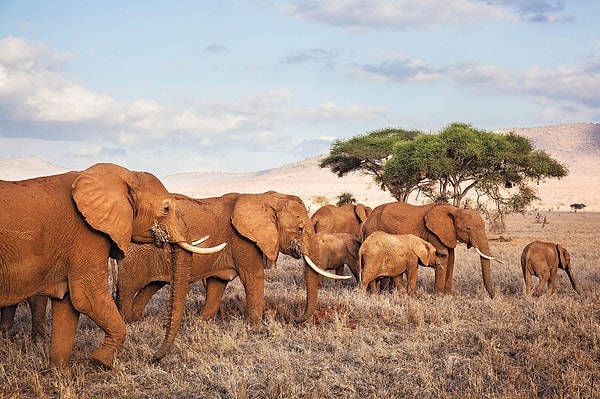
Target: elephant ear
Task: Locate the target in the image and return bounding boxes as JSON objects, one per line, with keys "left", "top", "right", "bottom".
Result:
{"left": 557, "top": 244, "right": 570, "bottom": 269}
{"left": 424, "top": 205, "right": 457, "bottom": 249}
{"left": 354, "top": 204, "right": 372, "bottom": 223}
{"left": 72, "top": 163, "right": 134, "bottom": 255}
{"left": 413, "top": 238, "right": 433, "bottom": 266}
{"left": 232, "top": 194, "right": 280, "bottom": 261}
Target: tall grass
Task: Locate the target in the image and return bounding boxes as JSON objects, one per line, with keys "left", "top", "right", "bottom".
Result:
{"left": 2, "top": 211, "right": 599, "bottom": 398}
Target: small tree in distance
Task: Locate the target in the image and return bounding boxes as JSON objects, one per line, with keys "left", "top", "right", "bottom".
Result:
{"left": 570, "top": 203, "right": 586, "bottom": 212}
{"left": 336, "top": 192, "right": 356, "bottom": 206}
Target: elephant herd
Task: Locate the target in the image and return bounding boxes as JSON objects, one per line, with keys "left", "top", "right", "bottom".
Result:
{"left": 0, "top": 164, "right": 579, "bottom": 370}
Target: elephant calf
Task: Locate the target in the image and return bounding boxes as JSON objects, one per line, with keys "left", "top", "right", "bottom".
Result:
{"left": 359, "top": 232, "right": 448, "bottom": 295}
{"left": 521, "top": 240, "right": 580, "bottom": 296}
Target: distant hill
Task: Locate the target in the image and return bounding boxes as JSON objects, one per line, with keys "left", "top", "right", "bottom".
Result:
{"left": 0, "top": 156, "right": 69, "bottom": 181}
{"left": 1, "top": 123, "right": 599, "bottom": 211}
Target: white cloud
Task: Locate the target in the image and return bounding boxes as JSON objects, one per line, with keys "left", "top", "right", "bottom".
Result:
{"left": 285, "top": 0, "right": 514, "bottom": 29}
{"left": 0, "top": 37, "right": 386, "bottom": 155}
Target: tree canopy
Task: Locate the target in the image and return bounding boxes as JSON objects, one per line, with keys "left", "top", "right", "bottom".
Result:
{"left": 320, "top": 123, "right": 568, "bottom": 214}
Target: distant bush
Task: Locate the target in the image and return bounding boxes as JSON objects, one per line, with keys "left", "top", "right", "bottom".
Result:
{"left": 570, "top": 203, "right": 586, "bottom": 212}
{"left": 336, "top": 192, "right": 356, "bottom": 206}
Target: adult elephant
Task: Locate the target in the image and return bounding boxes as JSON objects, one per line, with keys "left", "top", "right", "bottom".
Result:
{"left": 0, "top": 163, "right": 224, "bottom": 368}
{"left": 312, "top": 203, "right": 371, "bottom": 235}
{"left": 311, "top": 232, "right": 361, "bottom": 283}
{"left": 360, "top": 202, "right": 499, "bottom": 298}
{"left": 116, "top": 191, "right": 346, "bottom": 325}
{"left": 311, "top": 203, "right": 371, "bottom": 276}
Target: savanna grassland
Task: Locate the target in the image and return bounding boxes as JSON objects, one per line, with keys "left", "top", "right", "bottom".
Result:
{"left": 2, "top": 211, "right": 599, "bottom": 399}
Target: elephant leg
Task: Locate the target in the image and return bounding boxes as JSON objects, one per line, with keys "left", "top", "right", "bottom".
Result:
{"left": 368, "top": 280, "right": 379, "bottom": 296}
{"left": 405, "top": 271, "right": 417, "bottom": 296}
{"left": 28, "top": 296, "right": 48, "bottom": 339}
{"left": 239, "top": 265, "right": 265, "bottom": 325}
{"left": 199, "top": 277, "right": 228, "bottom": 321}
{"left": 0, "top": 304, "right": 17, "bottom": 333}
{"left": 129, "top": 282, "right": 166, "bottom": 322}
{"left": 547, "top": 273, "right": 557, "bottom": 295}
{"left": 534, "top": 271, "right": 550, "bottom": 296}
{"left": 523, "top": 269, "right": 532, "bottom": 295}
{"left": 50, "top": 295, "right": 80, "bottom": 368}
{"left": 391, "top": 276, "right": 405, "bottom": 295}
{"left": 69, "top": 282, "right": 126, "bottom": 368}
{"left": 443, "top": 249, "right": 455, "bottom": 294}
{"left": 335, "top": 265, "right": 345, "bottom": 276}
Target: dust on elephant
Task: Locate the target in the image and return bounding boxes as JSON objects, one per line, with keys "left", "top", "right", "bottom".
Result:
{"left": 0, "top": 163, "right": 224, "bottom": 368}
{"left": 116, "top": 191, "right": 345, "bottom": 325}
{"left": 521, "top": 241, "right": 580, "bottom": 296}
{"left": 0, "top": 296, "right": 48, "bottom": 339}
{"left": 359, "top": 232, "right": 447, "bottom": 295}
{"left": 312, "top": 232, "right": 361, "bottom": 283}
{"left": 311, "top": 203, "right": 371, "bottom": 276}
{"left": 360, "top": 202, "right": 500, "bottom": 298}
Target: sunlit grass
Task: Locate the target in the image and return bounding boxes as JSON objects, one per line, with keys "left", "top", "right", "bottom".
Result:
{"left": 2, "top": 211, "right": 599, "bottom": 398}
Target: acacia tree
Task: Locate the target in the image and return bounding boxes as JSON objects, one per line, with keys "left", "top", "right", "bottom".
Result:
{"left": 319, "top": 127, "right": 421, "bottom": 200}
{"left": 320, "top": 123, "right": 568, "bottom": 218}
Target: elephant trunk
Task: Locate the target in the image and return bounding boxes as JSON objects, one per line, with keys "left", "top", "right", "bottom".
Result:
{"left": 152, "top": 244, "right": 191, "bottom": 361}
{"left": 476, "top": 242, "right": 495, "bottom": 299}
{"left": 296, "top": 258, "right": 320, "bottom": 323}
{"left": 565, "top": 268, "right": 581, "bottom": 295}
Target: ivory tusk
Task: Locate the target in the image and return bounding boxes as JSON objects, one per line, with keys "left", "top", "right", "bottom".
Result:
{"left": 178, "top": 241, "right": 226, "bottom": 254}
{"left": 192, "top": 235, "right": 210, "bottom": 246}
{"left": 475, "top": 247, "right": 504, "bottom": 264}
{"left": 304, "top": 254, "right": 352, "bottom": 280}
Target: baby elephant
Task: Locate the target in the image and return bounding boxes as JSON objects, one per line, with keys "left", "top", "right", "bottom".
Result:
{"left": 359, "top": 232, "right": 448, "bottom": 295}
{"left": 521, "top": 240, "right": 580, "bottom": 296}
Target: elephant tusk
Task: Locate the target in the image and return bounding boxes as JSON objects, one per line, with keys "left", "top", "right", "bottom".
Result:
{"left": 191, "top": 235, "right": 210, "bottom": 246}
{"left": 474, "top": 247, "right": 504, "bottom": 264}
{"left": 303, "top": 254, "right": 352, "bottom": 280}
{"left": 178, "top": 241, "right": 226, "bottom": 254}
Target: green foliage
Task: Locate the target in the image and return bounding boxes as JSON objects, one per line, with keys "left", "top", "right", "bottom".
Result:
{"left": 320, "top": 122, "right": 568, "bottom": 214}
{"left": 336, "top": 192, "right": 356, "bottom": 206}
{"left": 319, "top": 128, "right": 421, "bottom": 198}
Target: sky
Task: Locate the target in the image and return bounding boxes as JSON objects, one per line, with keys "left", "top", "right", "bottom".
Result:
{"left": 0, "top": 1, "right": 599, "bottom": 177}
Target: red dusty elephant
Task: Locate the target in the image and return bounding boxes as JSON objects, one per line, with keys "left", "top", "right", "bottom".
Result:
{"left": 116, "top": 191, "right": 346, "bottom": 325}
{"left": 360, "top": 202, "right": 501, "bottom": 298}
{"left": 0, "top": 163, "right": 224, "bottom": 368}
{"left": 521, "top": 240, "right": 580, "bottom": 296}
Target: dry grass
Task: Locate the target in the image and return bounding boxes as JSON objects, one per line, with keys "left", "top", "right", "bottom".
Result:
{"left": 2, "top": 211, "right": 600, "bottom": 398}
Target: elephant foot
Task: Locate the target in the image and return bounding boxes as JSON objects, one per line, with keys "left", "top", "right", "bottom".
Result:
{"left": 87, "top": 348, "right": 116, "bottom": 369}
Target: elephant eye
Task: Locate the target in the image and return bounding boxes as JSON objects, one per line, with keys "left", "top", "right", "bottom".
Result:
{"left": 298, "top": 226, "right": 304, "bottom": 234}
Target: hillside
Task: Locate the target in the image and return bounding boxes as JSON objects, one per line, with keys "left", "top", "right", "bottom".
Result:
{"left": 162, "top": 122, "right": 600, "bottom": 211}
{"left": 1, "top": 123, "right": 599, "bottom": 211}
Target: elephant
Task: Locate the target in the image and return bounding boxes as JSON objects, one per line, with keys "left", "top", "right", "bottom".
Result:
{"left": 359, "top": 202, "right": 500, "bottom": 298}
{"left": 521, "top": 241, "right": 580, "bottom": 296}
{"left": 116, "top": 191, "right": 346, "bottom": 325}
{"left": 311, "top": 232, "right": 361, "bottom": 283}
{"left": 359, "top": 232, "right": 448, "bottom": 295}
{"left": 0, "top": 163, "right": 225, "bottom": 368}
{"left": 312, "top": 203, "right": 372, "bottom": 235}
{"left": 311, "top": 203, "right": 371, "bottom": 276}
{"left": 0, "top": 296, "right": 48, "bottom": 339}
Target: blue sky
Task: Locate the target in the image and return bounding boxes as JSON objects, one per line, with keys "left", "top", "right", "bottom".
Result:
{"left": 0, "top": 1, "right": 598, "bottom": 176}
